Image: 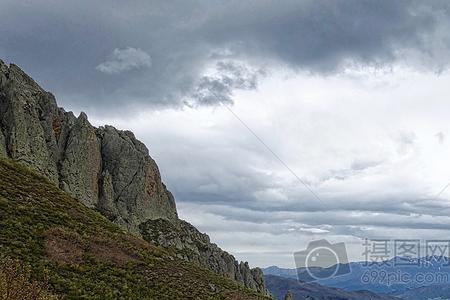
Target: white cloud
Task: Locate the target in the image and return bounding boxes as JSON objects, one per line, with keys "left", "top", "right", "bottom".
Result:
{"left": 96, "top": 47, "right": 151, "bottom": 74}
{"left": 91, "top": 66, "right": 450, "bottom": 267}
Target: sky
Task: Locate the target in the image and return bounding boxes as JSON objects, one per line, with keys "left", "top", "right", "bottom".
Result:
{"left": 2, "top": 0, "right": 450, "bottom": 268}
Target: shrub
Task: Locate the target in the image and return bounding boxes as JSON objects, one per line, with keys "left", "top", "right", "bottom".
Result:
{"left": 0, "top": 258, "right": 56, "bottom": 300}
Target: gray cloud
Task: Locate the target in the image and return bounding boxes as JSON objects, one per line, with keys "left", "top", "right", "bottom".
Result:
{"left": 188, "top": 61, "right": 263, "bottom": 106}
{"left": 96, "top": 47, "right": 152, "bottom": 74}
{"left": 201, "top": 0, "right": 446, "bottom": 71}
{"left": 1, "top": 0, "right": 450, "bottom": 113}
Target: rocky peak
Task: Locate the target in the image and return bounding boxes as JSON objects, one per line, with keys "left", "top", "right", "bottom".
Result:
{"left": 0, "top": 60, "right": 60, "bottom": 183}
{"left": 0, "top": 60, "right": 178, "bottom": 231}
{"left": 97, "top": 125, "right": 177, "bottom": 231}
{"left": 59, "top": 111, "right": 102, "bottom": 208}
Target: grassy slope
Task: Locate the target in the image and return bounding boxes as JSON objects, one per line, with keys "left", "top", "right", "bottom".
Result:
{"left": 0, "top": 158, "right": 270, "bottom": 300}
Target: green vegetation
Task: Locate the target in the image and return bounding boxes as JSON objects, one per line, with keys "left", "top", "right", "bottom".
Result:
{"left": 0, "top": 158, "right": 270, "bottom": 300}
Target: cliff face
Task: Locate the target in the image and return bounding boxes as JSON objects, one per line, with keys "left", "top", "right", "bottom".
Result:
{"left": 0, "top": 59, "right": 266, "bottom": 294}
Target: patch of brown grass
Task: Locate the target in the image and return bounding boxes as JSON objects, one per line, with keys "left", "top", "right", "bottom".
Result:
{"left": 45, "top": 227, "right": 139, "bottom": 267}
{"left": 87, "top": 237, "right": 139, "bottom": 266}
{"left": 44, "top": 228, "right": 84, "bottom": 265}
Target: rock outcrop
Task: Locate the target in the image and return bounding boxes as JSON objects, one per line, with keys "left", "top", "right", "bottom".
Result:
{"left": 97, "top": 125, "right": 177, "bottom": 231}
{"left": 0, "top": 59, "right": 266, "bottom": 294}
{"left": 60, "top": 112, "right": 102, "bottom": 208}
{"left": 0, "top": 59, "right": 177, "bottom": 232}
{"left": 0, "top": 63, "right": 60, "bottom": 183}
{"left": 140, "top": 218, "right": 267, "bottom": 295}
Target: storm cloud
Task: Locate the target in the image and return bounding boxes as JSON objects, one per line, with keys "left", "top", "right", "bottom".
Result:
{"left": 1, "top": 0, "right": 450, "bottom": 113}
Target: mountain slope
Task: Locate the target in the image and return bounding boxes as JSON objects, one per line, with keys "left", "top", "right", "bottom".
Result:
{"left": 264, "top": 275, "right": 400, "bottom": 300}
{"left": 0, "top": 157, "right": 270, "bottom": 299}
{"left": 0, "top": 59, "right": 266, "bottom": 293}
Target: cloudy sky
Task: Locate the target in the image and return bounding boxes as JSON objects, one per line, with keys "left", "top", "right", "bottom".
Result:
{"left": 2, "top": 0, "right": 450, "bottom": 268}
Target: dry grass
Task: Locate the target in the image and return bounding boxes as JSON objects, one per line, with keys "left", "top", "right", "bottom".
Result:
{"left": 45, "top": 227, "right": 139, "bottom": 267}
{"left": 87, "top": 237, "right": 140, "bottom": 266}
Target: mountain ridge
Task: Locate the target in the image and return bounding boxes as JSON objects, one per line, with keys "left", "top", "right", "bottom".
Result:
{"left": 263, "top": 257, "right": 450, "bottom": 296}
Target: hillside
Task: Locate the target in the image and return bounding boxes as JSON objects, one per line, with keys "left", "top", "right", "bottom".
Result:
{"left": 0, "top": 157, "right": 270, "bottom": 300}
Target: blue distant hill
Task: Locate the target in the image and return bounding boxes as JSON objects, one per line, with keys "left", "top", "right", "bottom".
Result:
{"left": 264, "top": 256, "right": 450, "bottom": 298}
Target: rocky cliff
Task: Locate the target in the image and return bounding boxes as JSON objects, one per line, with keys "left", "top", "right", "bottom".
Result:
{"left": 140, "top": 218, "right": 267, "bottom": 294}
{"left": 0, "top": 59, "right": 266, "bottom": 294}
{"left": 0, "top": 60, "right": 177, "bottom": 233}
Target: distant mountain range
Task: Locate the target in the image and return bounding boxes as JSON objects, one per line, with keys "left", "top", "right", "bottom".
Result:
{"left": 264, "top": 257, "right": 450, "bottom": 299}
{"left": 264, "top": 275, "right": 401, "bottom": 300}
